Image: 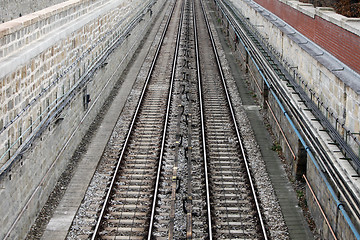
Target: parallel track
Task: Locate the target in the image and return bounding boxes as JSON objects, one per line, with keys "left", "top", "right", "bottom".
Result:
{"left": 71, "top": 0, "right": 269, "bottom": 238}
{"left": 215, "top": 0, "right": 360, "bottom": 229}
{"left": 194, "top": 0, "right": 267, "bottom": 238}
{"left": 149, "top": 0, "right": 207, "bottom": 238}
{"left": 91, "top": 0, "right": 182, "bottom": 237}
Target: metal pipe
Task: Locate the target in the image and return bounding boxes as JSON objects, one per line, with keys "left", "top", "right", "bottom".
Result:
{"left": 303, "top": 174, "right": 338, "bottom": 240}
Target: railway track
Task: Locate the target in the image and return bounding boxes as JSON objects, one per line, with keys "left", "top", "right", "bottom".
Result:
{"left": 214, "top": 0, "right": 360, "bottom": 236}
{"left": 89, "top": 0, "right": 182, "bottom": 238}
{"left": 194, "top": 0, "right": 267, "bottom": 238}
{"left": 68, "top": 0, "right": 269, "bottom": 238}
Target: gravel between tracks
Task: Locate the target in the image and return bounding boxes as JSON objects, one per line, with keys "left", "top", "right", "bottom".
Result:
{"left": 67, "top": 3, "right": 172, "bottom": 237}
{"left": 28, "top": 0, "right": 289, "bottom": 238}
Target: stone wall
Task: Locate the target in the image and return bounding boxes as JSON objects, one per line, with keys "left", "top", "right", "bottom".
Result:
{"left": 0, "top": 0, "right": 164, "bottom": 238}
{"left": 229, "top": 0, "right": 360, "bottom": 163}
{"left": 0, "top": 0, "right": 115, "bottom": 167}
{"left": 0, "top": 0, "right": 68, "bottom": 23}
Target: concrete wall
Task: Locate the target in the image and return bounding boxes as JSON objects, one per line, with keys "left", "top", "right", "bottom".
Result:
{"left": 213, "top": 0, "right": 360, "bottom": 239}
{"left": 0, "top": 0, "right": 164, "bottom": 238}
{"left": 0, "top": 0, "right": 69, "bottom": 23}
{"left": 221, "top": 9, "right": 304, "bottom": 180}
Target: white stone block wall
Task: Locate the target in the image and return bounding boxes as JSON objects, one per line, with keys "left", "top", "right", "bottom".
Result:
{"left": 0, "top": 0, "right": 149, "bottom": 167}
{"left": 0, "top": 0, "right": 105, "bottom": 58}
{"left": 221, "top": 1, "right": 360, "bottom": 238}
{"left": 0, "top": 0, "right": 164, "bottom": 238}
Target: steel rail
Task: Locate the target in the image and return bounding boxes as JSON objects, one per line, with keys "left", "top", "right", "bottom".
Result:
{"left": 198, "top": 0, "right": 268, "bottom": 238}
{"left": 193, "top": 0, "right": 213, "bottom": 238}
{"left": 220, "top": 0, "right": 360, "bottom": 222}
{"left": 185, "top": 3, "right": 194, "bottom": 237}
{"left": 218, "top": 0, "right": 358, "bottom": 204}
{"left": 90, "top": 1, "right": 178, "bottom": 238}
{"left": 147, "top": 0, "right": 184, "bottom": 238}
{"left": 216, "top": 0, "right": 360, "bottom": 238}
{"left": 179, "top": 2, "right": 194, "bottom": 238}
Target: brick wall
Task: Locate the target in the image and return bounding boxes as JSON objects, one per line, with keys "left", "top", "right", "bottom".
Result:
{"left": 216, "top": 1, "right": 360, "bottom": 238}
{"left": 231, "top": 0, "right": 360, "bottom": 157}
{"left": 252, "top": 0, "right": 360, "bottom": 74}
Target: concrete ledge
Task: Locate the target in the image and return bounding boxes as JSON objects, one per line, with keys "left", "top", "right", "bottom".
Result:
{"left": 0, "top": 0, "right": 83, "bottom": 35}
{"left": 0, "top": 0, "right": 134, "bottom": 79}
{"left": 216, "top": 1, "right": 360, "bottom": 237}
{"left": 287, "top": 1, "right": 315, "bottom": 18}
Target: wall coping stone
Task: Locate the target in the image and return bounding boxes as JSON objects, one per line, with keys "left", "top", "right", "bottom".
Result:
{"left": 0, "top": 0, "right": 125, "bottom": 80}
{"left": 287, "top": 1, "right": 315, "bottom": 18}
{"left": 278, "top": 0, "right": 360, "bottom": 36}
{"left": 0, "top": 0, "right": 92, "bottom": 39}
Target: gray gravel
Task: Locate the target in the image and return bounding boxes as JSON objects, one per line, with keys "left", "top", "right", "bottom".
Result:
{"left": 28, "top": 0, "right": 291, "bottom": 238}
